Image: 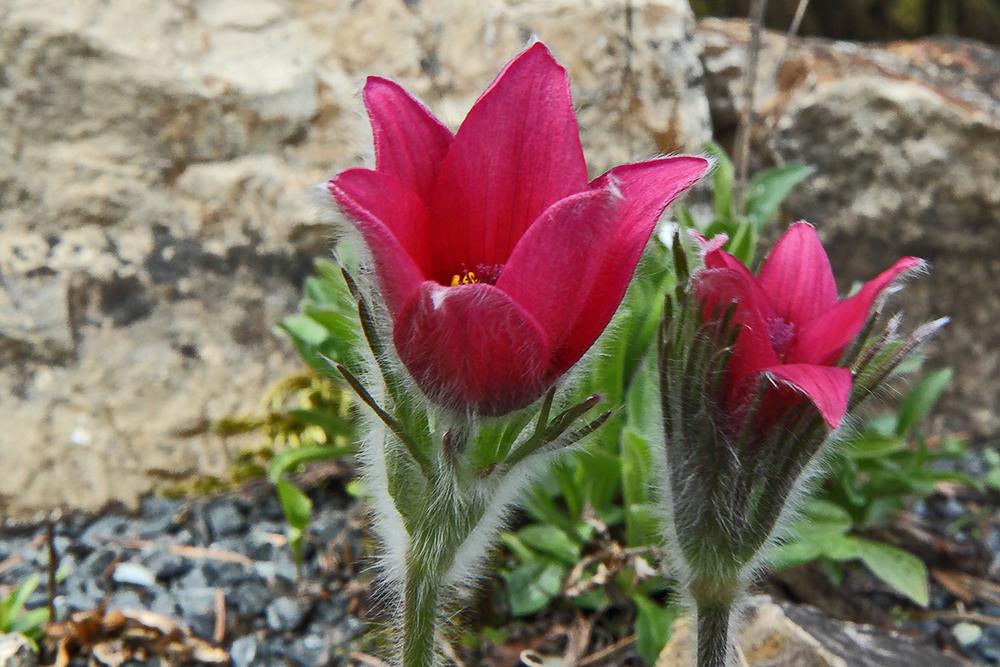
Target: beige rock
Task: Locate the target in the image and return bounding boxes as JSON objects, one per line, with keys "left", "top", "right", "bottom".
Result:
{"left": 657, "top": 597, "right": 971, "bottom": 667}
{"left": 0, "top": 0, "right": 711, "bottom": 517}
{"left": 657, "top": 598, "right": 846, "bottom": 667}
{"left": 698, "top": 19, "right": 1000, "bottom": 440}
{"left": 0, "top": 633, "right": 37, "bottom": 667}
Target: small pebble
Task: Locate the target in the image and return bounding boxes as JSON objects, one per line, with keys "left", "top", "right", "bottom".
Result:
{"left": 266, "top": 597, "right": 307, "bottom": 633}
{"left": 953, "top": 622, "right": 983, "bottom": 648}
{"left": 112, "top": 562, "right": 158, "bottom": 589}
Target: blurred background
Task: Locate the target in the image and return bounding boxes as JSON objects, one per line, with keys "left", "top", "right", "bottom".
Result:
{"left": 693, "top": 0, "right": 1000, "bottom": 43}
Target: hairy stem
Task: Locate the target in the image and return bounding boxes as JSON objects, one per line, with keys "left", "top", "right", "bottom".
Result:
{"left": 401, "top": 559, "right": 444, "bottom": 667}
{"left": 695, "top": 596, "right": 735, "bottom": 667}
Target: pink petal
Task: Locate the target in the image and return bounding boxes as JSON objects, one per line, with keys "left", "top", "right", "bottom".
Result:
{"left": 757, "top": 222, "right": 839, "bottom": 328}
{"left": 495, "top": 189, "right": 616, "bottom": 358}
{"left": 428, "top": 43, "right": 588, "bottom": 282}
{"left": 790, "top": 256, "right": 925, "bottom": 365}
{"left": 697, "top": 266, "right": 779, "bottom": 389}
{"left": 393, "top": 282, "right": 551, "bottom": 415}
{"left": 704, "top": 245, "right": 749, "bottom": 271}
{"left": 763, "top": 364, "right": 853, "bottom": 429}
{"left": 328, "top": 169, "right": 430, "bottom": 315}
{"left": 550, "top": 156, "right": 709, "bottom": 373}
{"left": 364, "top": 77, "right": 453, "bottom": 207}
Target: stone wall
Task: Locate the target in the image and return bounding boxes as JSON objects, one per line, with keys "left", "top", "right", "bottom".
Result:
{"left": 0, "top": 0, "right": 711, "bottom": 518}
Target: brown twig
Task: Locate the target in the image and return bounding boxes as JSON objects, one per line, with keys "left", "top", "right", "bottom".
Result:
{"left": 763, "top": 0, "right": 811, "bottom": 98}
{"left": 48, "top": 519, "right": 58, "bottom": 624}
{"left": 732, "top": 0, "right": 769, "bottom": 210}
{"left": 578, "top": 634, "right": 637, "bottom": 667}
{"left": 213, "top": 587, "right": 226, "bottom": 643}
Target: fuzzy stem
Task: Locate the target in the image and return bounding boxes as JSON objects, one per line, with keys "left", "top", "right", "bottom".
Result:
{"left": 695, "top": 596, "right": 735, "bottom": 667}
{"left": 401, "top": 559, "right": 443, "bottom": 667}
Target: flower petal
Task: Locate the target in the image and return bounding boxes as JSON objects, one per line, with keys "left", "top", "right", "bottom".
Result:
{"left": 495, "top": 189, "right": 616, "bottom": 358}
{"left": 763, "top": 364, "right": 853, "bottom": 429}
{"left": 697, "top": 265, "right": 779, "bottom": 388}
{"left": 790, "top": 256, "right": 925, "bottom": 365}
{"left": 328, "top": 168, "right": 430, "bottom": 315}
{"left": 757, "top": 222, "right": 839, "bottom": 328}
{"left": 393, "top": 282, "right": 551, "bottom": 415}
{"left": 428, "top": 43, "right": 588, "bottom": 282}
{"left": 363, "top": 77, "right": 453, "bottom": 207}
{"left": 549, "top": 156, "right": 709, "bottom": 373}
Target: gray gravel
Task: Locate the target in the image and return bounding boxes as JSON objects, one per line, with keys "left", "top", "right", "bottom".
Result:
{"left": 0, "top": 484, "right": 367, "bottom": 667}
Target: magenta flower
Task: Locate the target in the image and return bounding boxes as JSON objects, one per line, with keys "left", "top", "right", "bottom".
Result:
{"left": 328, "top": 43, "right": 707, "bottom": 415}
{"left": 697, "top": 222, "right": 923, "bottom": 429}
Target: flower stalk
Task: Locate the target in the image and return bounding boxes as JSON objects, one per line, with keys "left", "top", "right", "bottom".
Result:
{"left": 656, "top": 226, "right": 941, "bottom": 667}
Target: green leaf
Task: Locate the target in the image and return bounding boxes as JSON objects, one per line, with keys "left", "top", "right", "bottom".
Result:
{"left": 849, "top": 537, "right": 929, "bottom": 606}
{"left": 278, "top": 314, "right": 331, "bottom": 348}
{"left": 633, "top": 595, "right": 681, "bottom": 665}
{"left": 769, "top": 538, "right": 824, "bottom": 569}
{"left": 10, "top": 607, "right": 49, "bottom": 639}
{"left": 621, "top": 429, "right": 653, "bottom": 508}
{"left": 504, "top": 558, "right": 567, "bottom": 616}
{"left": 269, "top": 445, "right": 350, "bottom": 483}
{"left": 794, "top": 500, "right": 853, "bottom": 540}
{"left": 287, "top": 409, "right": 354, "bottom": 440}
{"left": 896, "top": 368, "right": 952, "bottom": 436}
{"left": 516, "top": 525, "right": 582, "bottom": 566}
{"left": 625, "top": 503, "right": 661, "bottom": 548}
{"left": 275, "top": 480, "right": 312, "bottom": 530}
{"left": 845, "top": 431, "right": 908, "bottom": 459}
{"left": 704, "top": 142, "right": 734, "bottom": 221}
{"left": 742, "top": 163, "right": 813, "bottom": 231}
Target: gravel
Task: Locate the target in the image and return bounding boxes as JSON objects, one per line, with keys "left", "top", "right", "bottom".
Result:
{"left": 0, "top": 483, "right": 367, "bottom": 667}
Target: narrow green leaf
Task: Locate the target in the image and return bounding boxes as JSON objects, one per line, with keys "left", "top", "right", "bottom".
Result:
{"left": 633, "top": 595, "right": 681, "bottom": 666}
{"left": 269, "top": 445, "right": 349, "bottom": 483}
{"left": 704, "top": 142, "right": 734, "bottom": 221}
{"left": 743, "top": 163, "right": 813, "bottom": 230}
{"left": 276, "top": 480, "right": 313, "bottom": 530}
{"left": 897, "top": 368, "right": 952, "bottom": 436}
{"left": 845, "top": 431, "right": 908, "bottom": 459}
{"left": 286, "top": 409, "right": 354, "bottom": 440}
{"left": 621, "top": 429, "right": 652, "bottom": 508}
{"left": 849, "top": 537, "right": 929, "bottom": 606}
{"left": 516, "top": 525, "right": 582, "bottom": 566}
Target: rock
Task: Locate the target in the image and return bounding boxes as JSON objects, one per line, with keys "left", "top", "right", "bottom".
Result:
{"left": 230, "top": 635, "right": 260, "bottom": 667}
{"left": 111, "top": 562, "right": 158, "bottom": 589}
{"left": 952, "top": 622, "right": 983, "bottom": 648}
{"left": 0, "top": 633, "right": 37, "bottom": 667}
{"left": 0, "top": 0, "right": 712, "bottom": 520}
{"left": 228, "top": 581, "right": 274, "bottom": 617}
{"left": 175, "top": 587, "right": 219, "bottom": 640}
{"left": 697, "top": 19, "right": 1000, "bottom": 440}
{"left": 141, "top": 550, "right": 191, "bottom": 581}
{"left": 204, "top": 501, "right": 247, "bottom": 540}
{"left": 657, "top": 596, "right": 972, "bottom": 667}
{"left": 265, "top": 597, "right": 308, "bottom": 633}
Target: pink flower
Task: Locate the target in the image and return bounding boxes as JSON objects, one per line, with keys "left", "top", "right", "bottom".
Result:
{"left": 697, "top": 222, "right": 923, "bottom": 429}
{"left": 328, "top": 43, "right": 708, "bottom": 415}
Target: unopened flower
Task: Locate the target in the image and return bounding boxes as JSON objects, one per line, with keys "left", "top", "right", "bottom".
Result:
{"left": 329, "top": 43, "right": 707, "bottom": 416}
{"left": 697, "top": 222, "right": 923, "bottom": 429}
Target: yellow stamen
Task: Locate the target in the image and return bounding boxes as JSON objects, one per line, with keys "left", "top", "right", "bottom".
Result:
{"left": 450, "top": 270, "right": 478, "bottom": 286}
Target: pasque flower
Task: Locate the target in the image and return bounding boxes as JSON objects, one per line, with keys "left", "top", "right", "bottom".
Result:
{"left": 657, "top": 223, "right": 935, "bottom": 667}
{"left": 329, "top": 43, "right": 707, "bottom": 416}
{"left": 697, "top": 222, "right": 923, "bottom": 430}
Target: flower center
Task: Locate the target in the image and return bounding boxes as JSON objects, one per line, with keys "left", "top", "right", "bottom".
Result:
{"left": 767, "top": 316, "right": 796, "bottom": 360}
{"left": 449, "top": 263, "right": 504, "bottom": 287}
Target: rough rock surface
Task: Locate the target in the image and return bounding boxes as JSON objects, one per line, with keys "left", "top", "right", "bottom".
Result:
{"left": 0, "top": 633, "right": 38, "bottom": 667}
{"left": 0, "top": 0, "right": 711, "bottom": 518}
{"left": 697, "top": 19, "right": 1000, "bottom": 440}
{"left": 656, "top": 596, "right": 971, "bottom": 667}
